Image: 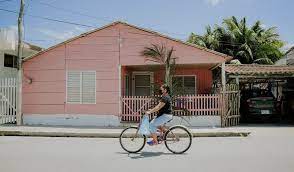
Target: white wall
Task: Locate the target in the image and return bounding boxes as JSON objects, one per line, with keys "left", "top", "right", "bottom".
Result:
{"left": 275, "top": 49, "right": 294, "bottom": 66}
{"left": 23, "top": 114, "right": 121, "bottom": 127}
{"left": 0, "top": 47, "right": 40, "bottom": 78}
{"left": 286, "top": 50, "right": 294, "bottom": 65}
{"left": 0, "top": 51, "right": 17, "bottom": 78}
{"left": 23, "top": 114, "right": 221, "bottom": 127}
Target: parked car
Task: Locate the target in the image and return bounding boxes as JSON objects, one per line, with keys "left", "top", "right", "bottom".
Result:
{"left": 247, "top": 97, "right": 277, "bottom": 122}
{"left": 241, "top": 89, "right": 278, "bottom": 123}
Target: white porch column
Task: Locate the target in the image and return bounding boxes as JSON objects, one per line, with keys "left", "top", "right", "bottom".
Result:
{"left": 118, "top": 64, "right": 122, "bottom": 116}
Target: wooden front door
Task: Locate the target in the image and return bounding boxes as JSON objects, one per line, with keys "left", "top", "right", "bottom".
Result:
{"left": 132, "top": 72, "right": 154, "bottom": 96}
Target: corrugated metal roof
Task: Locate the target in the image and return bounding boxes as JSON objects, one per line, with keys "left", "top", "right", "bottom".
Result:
{"left": 225, "top": 64, "right": 294, "bottom": 75}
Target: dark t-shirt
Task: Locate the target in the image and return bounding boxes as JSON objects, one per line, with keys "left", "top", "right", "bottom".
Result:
{"left": 157, "top": 95, "right": 172, "bottom": 117}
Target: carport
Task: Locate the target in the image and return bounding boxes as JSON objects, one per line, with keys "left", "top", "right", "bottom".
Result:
{"left": 225, "top": 64, "right": 294, "bottom": 124}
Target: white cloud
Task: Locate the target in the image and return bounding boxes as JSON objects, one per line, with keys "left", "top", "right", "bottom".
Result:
{"left": 260, "top": 24, "right": 267, "bottom": 29}
{"left": 39, "top": 29, "right": 74, "bottom": 40}
{"left": 74, "top": 26, "right": 88, "bottom": 32}
{"left": 205, "top": 0, "right": 225, "bottom": 6}
{"left": 37, "top": 27, "right": 88, "bottom": 41}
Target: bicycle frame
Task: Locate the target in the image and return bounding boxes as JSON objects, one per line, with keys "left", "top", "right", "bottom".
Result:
{"left": 131, "top": 113, "right": 179, "bottom": 142}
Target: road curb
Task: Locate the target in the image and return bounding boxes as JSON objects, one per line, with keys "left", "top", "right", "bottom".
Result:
{"left": 192, "top": 132, "right": 250, "bottom": 137}
{"left": 0, "top": 131, "right": 250, "bottom": 138}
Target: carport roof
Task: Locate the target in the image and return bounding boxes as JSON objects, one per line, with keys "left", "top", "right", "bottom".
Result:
{"left": 225, "top": 64, "right": 294, "bottom": 77}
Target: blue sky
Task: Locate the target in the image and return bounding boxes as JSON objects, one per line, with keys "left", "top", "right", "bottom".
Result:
{"left": 0, "top": 0, "right": 293, "bottom": 51}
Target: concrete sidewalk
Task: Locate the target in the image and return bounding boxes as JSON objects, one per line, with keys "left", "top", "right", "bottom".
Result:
{"left": 0, "top": 125, "right": 251, "bottom": 138}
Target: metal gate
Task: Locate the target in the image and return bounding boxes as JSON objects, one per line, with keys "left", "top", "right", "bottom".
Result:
{"left": 0, "top": 78, "right": 17, "bottom": 124}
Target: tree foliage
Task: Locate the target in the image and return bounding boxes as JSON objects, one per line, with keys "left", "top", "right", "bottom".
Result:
{"left": 187, "top": 16, "right": 284, "bottom": 64}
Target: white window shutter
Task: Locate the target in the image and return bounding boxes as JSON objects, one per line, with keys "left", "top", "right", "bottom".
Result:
{"left": 67, "top": 71, "right": 81, "bottom": 103}
{"left": 82, "top": 71, "right": 96, "bottom": 104}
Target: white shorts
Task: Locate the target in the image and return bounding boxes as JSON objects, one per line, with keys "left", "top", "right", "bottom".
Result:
{"left": 149, "top": 114, "right": 173, "bottom": 134}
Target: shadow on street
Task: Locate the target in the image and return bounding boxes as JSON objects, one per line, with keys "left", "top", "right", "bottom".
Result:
{"left": 116, "top": 151, "right": 186, "bottom": 159}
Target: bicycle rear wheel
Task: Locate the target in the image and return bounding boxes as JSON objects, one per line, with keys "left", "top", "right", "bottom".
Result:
{"left": 164, "top": 125, "right": 192, "bottom": 154}
{"left": 119, "top": 126, "right": 146, "bottom": 153}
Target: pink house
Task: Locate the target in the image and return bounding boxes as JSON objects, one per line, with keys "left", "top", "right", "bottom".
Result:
{"left": 22, "top": 21, "right": 231, "bottom": 127}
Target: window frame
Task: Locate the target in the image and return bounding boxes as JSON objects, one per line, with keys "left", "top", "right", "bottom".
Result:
{"left": 172, "top": 75, "right": 197, "bottom": 95}
{"left": 131, "top": 71, "right": 154, "bottom": 96}
{"left": 4, "top": 54, "right": 18, "bottom": 68}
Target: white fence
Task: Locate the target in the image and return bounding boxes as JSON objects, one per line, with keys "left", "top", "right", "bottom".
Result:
{"left": 0, "top": 78, "right": 17, "bottom": 124}
{"left": 120, "top": 94, "right": 223, "bottom": 122}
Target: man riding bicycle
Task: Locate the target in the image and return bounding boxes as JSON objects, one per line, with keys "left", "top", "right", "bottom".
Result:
{"left": 145, "top": 84, "right": 173, "bottom": 146}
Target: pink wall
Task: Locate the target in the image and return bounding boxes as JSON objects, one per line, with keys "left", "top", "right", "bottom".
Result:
{"left": 23, "top": 22, "right": 224, "bottom": 116}
{"left": 23, "top": 26, "right": 120, "bottom": 115}
{"left": 119, "top": 24, "right": 226, "bottom": 65}
{"left": 153, "top": 68, "right": 212, "bottom": 94}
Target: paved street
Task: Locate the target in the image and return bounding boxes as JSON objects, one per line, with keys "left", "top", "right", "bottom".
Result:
{"left": 0, "top": 127, "right": 293, "bottom": 172}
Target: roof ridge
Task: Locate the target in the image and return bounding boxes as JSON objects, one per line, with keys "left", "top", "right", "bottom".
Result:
{"left": 24, "top": 21, "right": 233, "bottom": 61}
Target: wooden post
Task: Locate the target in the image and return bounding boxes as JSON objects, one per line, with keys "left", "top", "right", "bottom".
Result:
{"left": 16, "top": 0, "right": 24, "bottom": 125}
{"left": 236, "top": 76, "right": 239, "bottom": 85}
{"left": 221, "top": 62, "right": 226, "bottom": 92}
{"left": 221, "top": 62, "right": 226, "bottom": 127}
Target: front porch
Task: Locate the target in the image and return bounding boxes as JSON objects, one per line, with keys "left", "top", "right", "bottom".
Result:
{"left": 119, "top": 64, "right": 240, "bottom": 127}
{"left": 121, "top": 64, "right": 215, "bottom": 97}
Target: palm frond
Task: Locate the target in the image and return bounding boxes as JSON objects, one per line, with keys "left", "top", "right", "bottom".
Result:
{"left": 165, "top": 47, "right": 174, "bottom": 64}
{"left": 240, "top": 43, "right": 253, "bottom": 60}
{"left": 141, "top": 44, "right": 166, "bottom": 64}
{"left": 253, "top": 58, "right": 274, "bottom": 65}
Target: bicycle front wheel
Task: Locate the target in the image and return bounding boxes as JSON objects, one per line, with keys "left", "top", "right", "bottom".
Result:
{"left": 164, "top": 125, "right": 192, "bottom": 154}
{"left": 119, "top": 126, "right": 146, "bottom": 153}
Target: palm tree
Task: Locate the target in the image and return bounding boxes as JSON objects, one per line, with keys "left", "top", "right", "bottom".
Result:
{"left": 187, "top": 26, "right": 220, "bottom": 50}
{"left": 188, "top": 16, "right": 284, "bottom": 64}
{"left": 222, "top": 17, "right": 256, "bottom": 63}
{"left": 140, "top": 44, "right": 175, "bottom": 87}
{"left": 252, "top": 25, "right": 284, "bottom": 64}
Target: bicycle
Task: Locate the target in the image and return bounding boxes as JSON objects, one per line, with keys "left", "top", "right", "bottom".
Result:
{"left": 119, "top": 113, "right": 192, "bottom": 154}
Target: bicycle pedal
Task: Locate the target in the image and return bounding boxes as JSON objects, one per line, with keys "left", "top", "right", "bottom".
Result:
{"left": 157, "top": 136, "right": 164, "bottom": 142}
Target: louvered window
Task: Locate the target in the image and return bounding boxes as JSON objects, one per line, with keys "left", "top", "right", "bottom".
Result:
{"left": 67, "top": 71, "right": 96, "bottom": 104}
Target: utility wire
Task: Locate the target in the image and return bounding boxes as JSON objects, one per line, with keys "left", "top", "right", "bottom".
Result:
{"left": 1, "top": 7, "right": 251, "bottom": 48}
{"left": 33, "top": 0, "right": 189, "bottom": 38}
{"left": 0, "top": 0, "right": 13, "bottom": 3}
{"left": 2, "top": 0, "right": 277, "bottom": 47}
{"left": 0, "top": 8, "right": 96, "bottom": 28}
{"left": 33, "top": 0, "right": 114, "bottom": 23}
{"left": 2, "top": 1, "right": 188, "bottom": 39}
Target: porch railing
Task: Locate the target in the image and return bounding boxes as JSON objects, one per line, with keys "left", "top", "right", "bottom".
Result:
{"left": 120, "top": 94, "right": 223, "bottom": 122}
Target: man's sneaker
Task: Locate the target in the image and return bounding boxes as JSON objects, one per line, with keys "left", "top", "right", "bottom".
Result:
{"left": 147, "top": 140, "right": 158, "bottom": 146}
